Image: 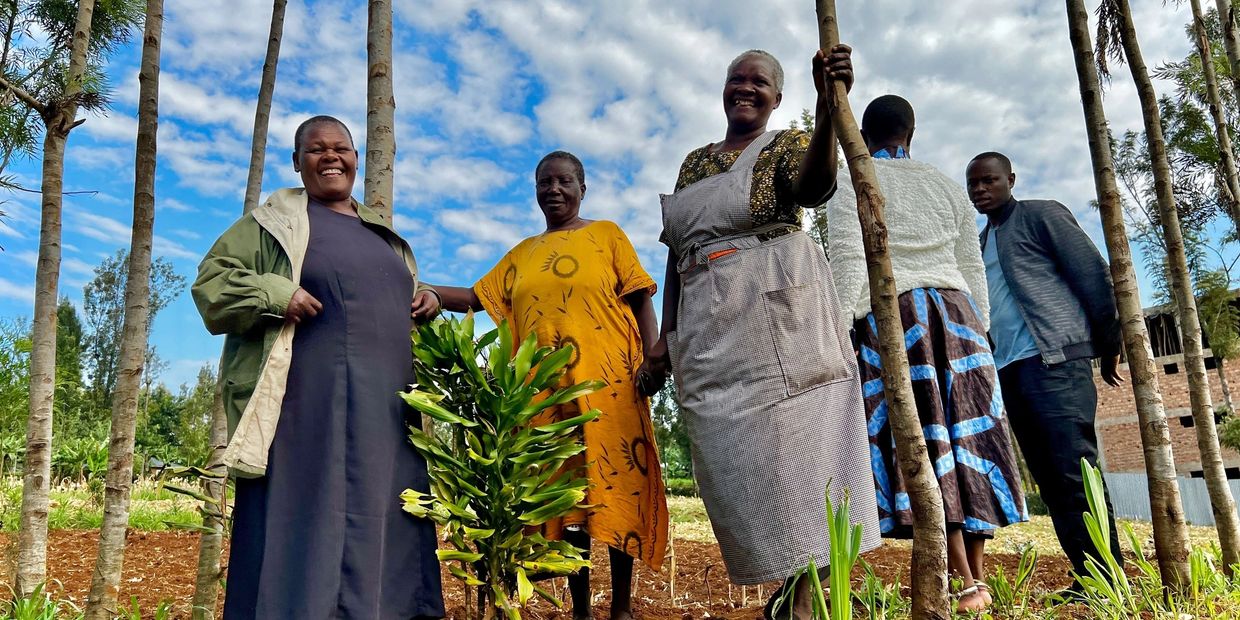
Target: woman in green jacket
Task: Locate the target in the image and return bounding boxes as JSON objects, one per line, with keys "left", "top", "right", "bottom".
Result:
{"left": 192, "top": 115, "right": 444, "bottom": 619}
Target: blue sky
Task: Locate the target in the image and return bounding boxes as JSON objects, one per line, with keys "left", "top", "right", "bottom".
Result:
{"left": 0, "top": 0, "right": 1204, "bottom": 389}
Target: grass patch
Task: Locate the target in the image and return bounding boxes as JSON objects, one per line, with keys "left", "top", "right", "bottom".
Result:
{"left": 0, "top": 477, "right": 202, "bottom": 533}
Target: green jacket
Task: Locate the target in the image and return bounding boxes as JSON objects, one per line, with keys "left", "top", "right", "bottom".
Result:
{"left": 192, "top": 188, "right": 428, "bottom": 477}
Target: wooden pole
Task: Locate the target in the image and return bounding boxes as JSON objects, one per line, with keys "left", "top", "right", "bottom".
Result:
{"left": 815, "top": 2, "right": 949, "bottom": 618}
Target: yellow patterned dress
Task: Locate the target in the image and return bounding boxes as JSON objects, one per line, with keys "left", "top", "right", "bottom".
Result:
{"left": 474, "top": 220, "right": 669, "bottom": 570}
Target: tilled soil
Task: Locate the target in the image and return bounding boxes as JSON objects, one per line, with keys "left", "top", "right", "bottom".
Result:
{"left": 0, "top": 531, "right": 1095, "bottom": 619}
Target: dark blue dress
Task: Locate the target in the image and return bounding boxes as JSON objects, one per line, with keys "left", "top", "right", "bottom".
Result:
{"left": 224, "top": 202, "right": 444, "bottom": 619}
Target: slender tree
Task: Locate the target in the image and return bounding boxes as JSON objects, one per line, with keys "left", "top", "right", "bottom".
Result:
{"left": 1217, "top": 0, "right": 1240, "bottom": 104}
{"left": 1192, "top": 0, "right": 1240, "bottom": 232}
{"left": 242, "top": 0, "right": 285, "bottom": 214}
{"left": 191, "top": 2, "right": 288, "bottom": 614}
{"left": 1067, "top": 0, "right": 1193, "bottom": 587}
{"left": 83, "top": 0, "right": 161, "bottom": 615}
{"left": 364, "top": 0, "right": 395, "bottom": 219}
{"left": 192, "top": 3, "right": 286, "bottom": 615}
{"left": 816, "top": 2, "right": 948, "bottom": 618}
{"left": 1100, "top": 0, "right": 1236, "bottom": 584}
{"left": 8, "top": 0, "right": 98, "bottom": 595}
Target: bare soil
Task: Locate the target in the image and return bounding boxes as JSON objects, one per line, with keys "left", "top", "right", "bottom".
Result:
{"left": 0, "top": 531, "right": 1091, "bottom": 619}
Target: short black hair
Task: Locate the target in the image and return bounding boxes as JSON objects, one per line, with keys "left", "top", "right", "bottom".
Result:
{"left": 535, "top": 150, "right": 585, "bottom": 186}
{"left": 970, "top": 151, "right": 1013, "bottom": 173}
{"left": 293, "top": 115, "right": 354, "bottom": 155}
{"left": 861, "top": 95, "right": 915, "bottom": 143}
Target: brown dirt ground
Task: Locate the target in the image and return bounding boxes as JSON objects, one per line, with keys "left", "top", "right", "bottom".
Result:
{"left": 0, "top": 530, "right": 1105, "bottom": 619}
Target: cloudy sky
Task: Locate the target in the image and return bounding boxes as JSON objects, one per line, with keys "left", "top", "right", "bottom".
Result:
{"left": 0, "top": 0, "right": 1200, "bottom": 389}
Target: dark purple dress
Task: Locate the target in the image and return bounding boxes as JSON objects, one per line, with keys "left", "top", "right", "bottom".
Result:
{"left": 224, "top": 202, "right": 444, "bottom": 619}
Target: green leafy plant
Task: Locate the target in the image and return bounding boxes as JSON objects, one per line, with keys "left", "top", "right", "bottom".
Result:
{"left": 401, "top": 315, "right": 601, "bottom": 620}
{"left": 3, "top": 584, "right": 82, "bottom": 620}
{"left": 775, "top": 485, "right": 863, "bottom": 620}
{"left": 985, "top": 543, "right": 1038, "bottom": 617}
{"left": 856, "top": 560, "right": 907, "bottom": 620}
{"left": 1072, "top": 459, "right": 1139, "bottom": 618}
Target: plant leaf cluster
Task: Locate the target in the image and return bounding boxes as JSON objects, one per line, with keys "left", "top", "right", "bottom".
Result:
{"left": 401, "top": 314, "right": 602, "bottom": 619}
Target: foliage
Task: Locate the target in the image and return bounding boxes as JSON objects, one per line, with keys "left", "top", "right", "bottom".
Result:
{"left": 776, "top": 486, "right": 864, "bottom": 620}
{"left": 401, "top": 315, "right": 600, "bottom": 619}
{"left": 664, "top": 477, "right": 697, "bottom": 497}
{"left": 1221, "top": 414, "right": 1240, "bottom": 452}
{"left": 856, "top": 560, "right": 909, "bottom": 620}
{"left": 0, "top": 317, "right": 31, "bottom": 437}
{"left": 81, "top": 250, "right": 184, "bottom": 409}
{"left": 0, "top": 0, "right": 145, "bottom": 186}
{"left": 650, "top": 383, "right": 692, "bottom": 479}
{"left": 984, "top": 544, "right": 1038, "bottom": 618}
{"left": 1198, "top": 267, "right": 1240, "bottom": 361}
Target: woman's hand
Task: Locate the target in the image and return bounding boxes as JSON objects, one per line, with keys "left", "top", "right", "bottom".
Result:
{"left": 635, "top": 357, "right": 668, "bottom": 398}
{"left": 411, "top": 289, "right": 441, "bottom": 322}
{"left": 813, "top": 44, "right": 854, "bottom": 98}
{"left": 284, "top": 287, "right": 323, "bottom": 324}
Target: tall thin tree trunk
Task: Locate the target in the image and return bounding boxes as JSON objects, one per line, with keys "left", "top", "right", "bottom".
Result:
{"left": 1217, "top": 358, "right": 1234, "bottom": 411}
{"left": 817, "top": 2, "right": 948, "bottom": 618}
{"left": 192, "top": 3, "right": 287, "bottom": 615}
{"left": 16, "top": 0, "right": 96, "bottom": 596}
{"left": 1217, "top": 0, "right": 1240, "bottom": 106}
{"left": 84, "top": 2, "right": 162, "bottom": 616}
{"left": 1067, "top": 0, "right": 1192, "bottom": 589}
{"left": 1112, "top": 0, "right": 1234, "bottom": 585}
{"left": 1195, "top": 0, "right": 1240, "bottom": 233}
{"left": 191, "top": 387, "right": 229, "bottom": 619}
{"left": 364, "top": 0, "right": 395, "bottom": 219}
{"left": 242, "top": 0, "right": 286, "bottom": 214}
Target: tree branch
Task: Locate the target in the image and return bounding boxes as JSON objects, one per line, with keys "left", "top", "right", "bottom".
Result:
{"left": 0, "top": 73, "right": 45, "bottom": 116}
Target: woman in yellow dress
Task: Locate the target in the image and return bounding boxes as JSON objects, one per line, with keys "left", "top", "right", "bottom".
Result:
{"left": 432, "top": 151, "right": 668, "bottom": 620}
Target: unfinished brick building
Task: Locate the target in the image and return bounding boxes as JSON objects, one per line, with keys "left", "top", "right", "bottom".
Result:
{"left": 1095, "top": 305, "right": 1240, "bottom": 478}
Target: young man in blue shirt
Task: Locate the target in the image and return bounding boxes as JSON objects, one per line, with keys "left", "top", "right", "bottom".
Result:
{"left": 966, "top": 151, "right": 1124, "bottom": 589}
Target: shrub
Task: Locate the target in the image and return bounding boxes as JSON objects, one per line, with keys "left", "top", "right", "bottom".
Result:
{"left": 401, "top": 315, "right": 600, "bottom": 619}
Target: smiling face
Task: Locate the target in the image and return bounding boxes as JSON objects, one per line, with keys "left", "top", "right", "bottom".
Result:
{"left": 535, "top": 157, "right": 585, "bottom": 229}
{"left": 292, "top": 121, "right": 357, "bottom": 203}
{"left": 966, "top": 156, "right": 1015, "bottom": 215}
{"left": 723, "top": 55, "right": 782, "bottom": 132}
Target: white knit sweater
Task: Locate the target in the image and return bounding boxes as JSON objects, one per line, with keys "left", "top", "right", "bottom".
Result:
{"left": 825, "top": 158, "right": 990, "bottom": 330}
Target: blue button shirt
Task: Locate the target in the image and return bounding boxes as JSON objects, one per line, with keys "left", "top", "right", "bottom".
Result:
{"left": 984, "top": 227, "right": 1040, "bottom": 368}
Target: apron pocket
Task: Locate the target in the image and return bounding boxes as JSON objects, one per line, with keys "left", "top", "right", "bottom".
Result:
{"left": 763, "top": 285, "right": 852, "bottom": 396}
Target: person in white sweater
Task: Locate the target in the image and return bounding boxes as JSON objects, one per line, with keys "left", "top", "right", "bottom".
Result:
{"left": 825, "top": 95, "right": 1027, "bottom": 613}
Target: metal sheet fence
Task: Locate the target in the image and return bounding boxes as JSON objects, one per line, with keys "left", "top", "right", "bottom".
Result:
{"left": 1104, "top": 472, "right": 1240, "bottom": 526}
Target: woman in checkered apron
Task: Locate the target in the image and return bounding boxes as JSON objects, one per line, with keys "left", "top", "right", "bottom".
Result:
{"left": 649, "top": 47, "right": 879, "bottom": 619}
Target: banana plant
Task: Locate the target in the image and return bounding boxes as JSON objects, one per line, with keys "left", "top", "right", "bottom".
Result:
{"left": 402, "top": 314, "right": 601, "bottom": 620}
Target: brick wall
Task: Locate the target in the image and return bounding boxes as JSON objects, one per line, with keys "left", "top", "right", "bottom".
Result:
{"left": 1095, "top": 354, "right": 1240, "bottom": 475}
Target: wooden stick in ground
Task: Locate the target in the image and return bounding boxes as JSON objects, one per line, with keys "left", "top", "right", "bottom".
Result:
{"left": 1095, "top": 0, "right": 1197, "bottom": 588}
{"left": 1194, "top": 0, "right": 1240, "bottom": 234}
{"left": 1188, "top": 0, "right": 1240, "bottom": 575}
{"left": 815, "top": 2, "right": 949, "bottom": 618}
{"left": 16, "top": 0, "right": 98, "bottom": 596}
{"left": 364, "top": 0, "right": 396, "bottom": 220}
{"left": 83, "top": 1, "right": 163, "bottom": 616}
{"left": 1217, "top": 0, "right": 1240, "bottom": 116}
{"left": 242, "top": 0, "right": 287, "bottom": 214}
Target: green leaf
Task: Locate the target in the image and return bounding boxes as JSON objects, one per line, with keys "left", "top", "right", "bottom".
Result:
{"left": 163, "top": 484, "right": 217, "bottom": 504}
{"left": 516, "top": 568, "right": 534, "bottom": 605}
{"left": 518, "top": 489, "right": 586, "bottom": 524}
{"left": 400, "top": 391, "right": 479, "bottom": 427}
{"left": 437, "top": 549, "right": 484, "bottom": 562}
{"left": 448, "top": 563, "right": 484, "bottom": 586}
{"left": 533, "top": 410, "right": 600, "bottom": 435}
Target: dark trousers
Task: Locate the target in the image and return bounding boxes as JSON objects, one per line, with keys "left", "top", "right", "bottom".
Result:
{"left": 998, "top": 356, "right": 1123, "bottom": 577}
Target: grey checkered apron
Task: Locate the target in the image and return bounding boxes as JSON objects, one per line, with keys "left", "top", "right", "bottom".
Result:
{"left": 661, "top": 131, "right": 880, "bottom": 584}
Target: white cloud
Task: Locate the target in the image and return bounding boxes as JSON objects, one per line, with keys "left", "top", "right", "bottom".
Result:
{"left": 0, "top": 277, "right": 32, "bottom": 303}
